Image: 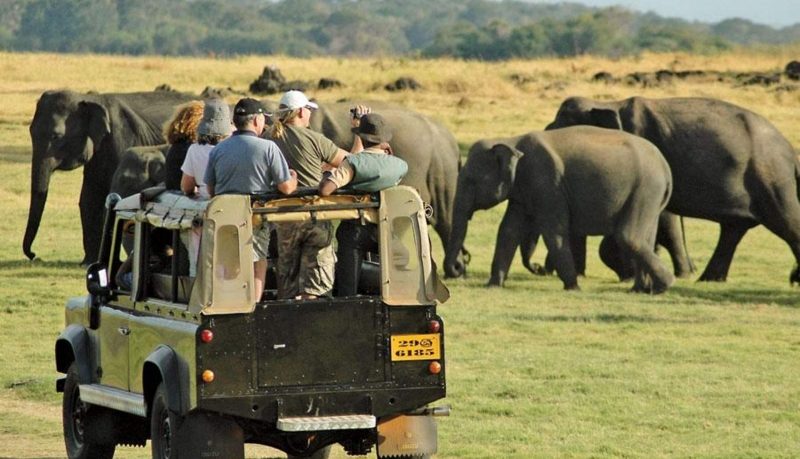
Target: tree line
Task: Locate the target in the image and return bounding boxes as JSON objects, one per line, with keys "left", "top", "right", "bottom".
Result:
{"left": 1, "top": 0, "right": 799, "bottom": 59}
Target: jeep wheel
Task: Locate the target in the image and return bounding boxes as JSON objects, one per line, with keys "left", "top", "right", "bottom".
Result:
{"left": 151, "top": 382, "right": 182, "bottom": 459}
{"left": 62, "top": 363, "right": 115, "bottom": 459}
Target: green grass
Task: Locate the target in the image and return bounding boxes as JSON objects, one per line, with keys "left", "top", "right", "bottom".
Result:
{"left": 1, "top": 51, "right": 799, "bottom": 458}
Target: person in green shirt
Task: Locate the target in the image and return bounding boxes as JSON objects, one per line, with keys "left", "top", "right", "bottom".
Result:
{"left": 270, "top": 90, "right": 367, "bottom": 299}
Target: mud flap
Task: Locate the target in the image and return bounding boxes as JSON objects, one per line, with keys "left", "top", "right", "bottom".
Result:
{"left": 376, "top": 414, "right": 437, "bottom": 457}
{"left": 174, "top": 412, "right": 244, "bottom": 459}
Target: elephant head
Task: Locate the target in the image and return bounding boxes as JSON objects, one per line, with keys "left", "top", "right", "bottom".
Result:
{"left": 444, "top": 138, "right": 523, "bottom": 278}
{"left": 24, "top": 91, "right": 111, "bottom": 260}
{"left": 545, "top": 96, "right": 623, "bottom": 131}
{"left": 110, "top": 145, "right": 169, "bottom": 199}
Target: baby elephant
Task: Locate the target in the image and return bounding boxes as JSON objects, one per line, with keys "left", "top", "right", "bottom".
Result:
{"left": 489, "top": 125, "right": 674, "bottom": 293}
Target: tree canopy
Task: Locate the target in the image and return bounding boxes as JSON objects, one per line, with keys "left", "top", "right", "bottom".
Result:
{"left": 1, "top": 0, "right": 798, "bottom": 58}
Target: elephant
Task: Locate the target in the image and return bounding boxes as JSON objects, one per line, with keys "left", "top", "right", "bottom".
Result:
{"left": 488, "top": 126, "right": 675, "bottom": 293}
{"left": 24, "top": 89, "right": 195, "bottom": 264}
{"left": 109, "top": 144, "right": 169, "bottom": 198}
{"left": 443, "top": 137, "right": 694, "bottom": 280}
{"left": 264, "top": 100, "right": 462, "bottom": 264}
{"left": 547, "top": 96, "right": 800, "bottom": 283}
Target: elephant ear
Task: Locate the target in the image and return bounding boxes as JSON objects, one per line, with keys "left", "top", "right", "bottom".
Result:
{"left": 589, "top": 108, "right": 622, "bottom": 130}
{"left": 490, "top": 143, "right": 524, "bottom": 174}
{"left": 79, "top": 101, "right": 111, "bottom": 151}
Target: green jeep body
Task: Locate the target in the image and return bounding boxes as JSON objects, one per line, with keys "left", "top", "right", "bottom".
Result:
{"left": 55, "top": 186, "right": 449, "bottom": 459}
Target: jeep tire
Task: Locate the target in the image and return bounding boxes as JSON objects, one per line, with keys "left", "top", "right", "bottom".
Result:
{"left": 62, "top": 363, "right": 115, "bottom": 459}
{"left": 151, "top": 382, "right": 182, "bottom": 459}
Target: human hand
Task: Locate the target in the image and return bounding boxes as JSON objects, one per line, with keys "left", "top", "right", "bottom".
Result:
{"left": 350, "top": 105, "right": 372, "bottom": 127}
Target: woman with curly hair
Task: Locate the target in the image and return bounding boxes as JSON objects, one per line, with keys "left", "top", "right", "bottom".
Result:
{"left": 162, "top": 100, "right": 204, "bottom": 191}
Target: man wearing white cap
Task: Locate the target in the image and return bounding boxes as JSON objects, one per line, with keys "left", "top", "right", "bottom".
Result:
{"left": 270, "top": 90, "right": 367, "bottom": 299}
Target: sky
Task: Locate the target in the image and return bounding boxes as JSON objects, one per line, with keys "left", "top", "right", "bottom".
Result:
{"left": 532, "top": 0, "right": 800, "bottom": 27}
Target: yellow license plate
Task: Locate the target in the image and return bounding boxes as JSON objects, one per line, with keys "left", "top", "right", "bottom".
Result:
{"left": 390, "top": 334, "right": 441, "bottom": 361}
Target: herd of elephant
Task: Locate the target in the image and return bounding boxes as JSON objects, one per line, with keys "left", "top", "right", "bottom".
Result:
{"left": 23, "top": 89, "right": 800, "bottom": 294}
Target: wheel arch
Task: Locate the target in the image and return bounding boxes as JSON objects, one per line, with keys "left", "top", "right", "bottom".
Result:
{"left": 55, "top": 324, "right": 94, "bottom": 386}
{"left": 143, "top": 345, "right": 190, "bottom": 418}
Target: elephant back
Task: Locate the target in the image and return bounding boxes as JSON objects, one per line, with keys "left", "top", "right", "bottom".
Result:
{"left": 515, "top": 126, "right": 672, "bottom": 225}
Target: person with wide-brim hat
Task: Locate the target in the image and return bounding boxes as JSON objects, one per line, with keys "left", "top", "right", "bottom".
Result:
{"left": 319, "top": 112, "right": 408, "bottom": 296}
{"left": 177, "top": 98, "right": 234, "bottom": 276}
{"left": 181, "top": 98, "right": 233, "bottom": 199}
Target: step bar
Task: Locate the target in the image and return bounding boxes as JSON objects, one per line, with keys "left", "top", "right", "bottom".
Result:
{"left": 277, "top": 414, "right": 376, "bottom": 432}
{"left": 79, "top": 384, "right": 147, "bottom": 417}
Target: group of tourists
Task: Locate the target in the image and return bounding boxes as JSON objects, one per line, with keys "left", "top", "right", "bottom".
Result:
{"left": 161, "top": 91, "right": 407, "bottom": 300}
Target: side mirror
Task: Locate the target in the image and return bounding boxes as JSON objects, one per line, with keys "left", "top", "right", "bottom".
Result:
{"left": 86, "top": 262, "right": 110, "bottom": 297}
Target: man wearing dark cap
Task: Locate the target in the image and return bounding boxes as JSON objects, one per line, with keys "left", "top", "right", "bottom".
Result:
{"left": 205, "top": 97, "right": 298, "bottom": 300}
{"left": 319, "top": 113, "right": 408, "bottom": 295}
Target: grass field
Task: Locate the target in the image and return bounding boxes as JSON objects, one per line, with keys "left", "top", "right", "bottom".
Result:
{"left": 0, "top": 49, "right": 799, "bottom": 458}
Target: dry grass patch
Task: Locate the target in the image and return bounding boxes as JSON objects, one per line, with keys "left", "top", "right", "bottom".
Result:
{"left": 1, "top": 50, "right": 800, "bottom": 458}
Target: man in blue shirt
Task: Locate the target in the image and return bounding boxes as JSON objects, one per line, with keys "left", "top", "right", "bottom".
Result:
{"left": 205, "top": 98, "right": 297, "bottom": 300}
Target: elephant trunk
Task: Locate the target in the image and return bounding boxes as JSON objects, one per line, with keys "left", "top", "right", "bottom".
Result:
{"left": 22, "top": 151, "right": 56, "bottom": 260}
{"left": 444, "top": 184, "right": 475, "bottom": 278}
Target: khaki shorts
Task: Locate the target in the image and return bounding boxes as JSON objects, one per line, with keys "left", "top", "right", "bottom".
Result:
{"left": 253, "top": 221, "right": 273, "bottom": 262}
{"left": 275, "top": 221, "right": 336, "bottom": 298}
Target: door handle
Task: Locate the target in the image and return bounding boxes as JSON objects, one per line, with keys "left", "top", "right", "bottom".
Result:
{"left": 118, "top": 326, "right": 130, "bottom": 336}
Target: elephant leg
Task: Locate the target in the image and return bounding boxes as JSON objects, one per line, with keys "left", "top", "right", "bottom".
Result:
{"left": 433, "top": 200, "right": 470, "bottom": 278}
{"left": 698, "top": 222, "right": 753, "bottom": 282}
{"left": 489, "top": 204, "right": 527, "bottom": 287}
{"left": 619, "top": 221, "right": 674, "bottom": 294}
{"left": 544, "top": 234, "right": 585, "bottom": 276}
{"left": 542, "top": 231, "right": 579, "bottom": 290}
{"left": 543, "top": 250, "right": 556, "bottom": 275}
{"left": 748, "top": 188, "right": 800, "bottom": 285}
{"left": 599, "top": 236, "right": 634, "bottom": 281}
{"left": 520, "top": 230, "right": 547, "bottom": 276}
{"left": 79, "top": 174, "right": 109, "bottom": 266}
{"left": 656, "top": 212, "right": 694, "bottom": 278}
{"left": 570, "top": 234, "right": 587, "bottom": 276}
{"left": 615, "top": 190, "right": 675, "bottom": 293}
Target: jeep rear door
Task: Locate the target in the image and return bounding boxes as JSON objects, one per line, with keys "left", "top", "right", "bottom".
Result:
{"left": 255, "top": 298, "right": 386, "bottom": 387}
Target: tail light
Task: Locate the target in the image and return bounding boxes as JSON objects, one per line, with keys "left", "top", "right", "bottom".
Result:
{"left": 199, "top": 329, "right": 214, "bottom": 343}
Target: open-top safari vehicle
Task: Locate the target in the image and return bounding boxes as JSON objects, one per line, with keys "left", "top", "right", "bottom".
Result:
{"left": 54, "top": 185, "right": 449, "bottom": 459}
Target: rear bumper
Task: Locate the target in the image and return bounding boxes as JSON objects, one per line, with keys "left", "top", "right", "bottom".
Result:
{"left": 196, "top": 385, "right": 445, "bottom": 423}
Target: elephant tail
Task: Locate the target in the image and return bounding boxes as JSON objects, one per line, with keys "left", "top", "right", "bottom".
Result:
{"left": 795, "top": 154, "right": 800, "bottom": 203}
{"left": 661, "top": 159, "right": 673, "bottom": 212}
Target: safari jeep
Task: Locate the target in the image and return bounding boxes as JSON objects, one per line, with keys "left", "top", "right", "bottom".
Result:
{"left": 55, "top": 186, "right": 449, "bottom": 459}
